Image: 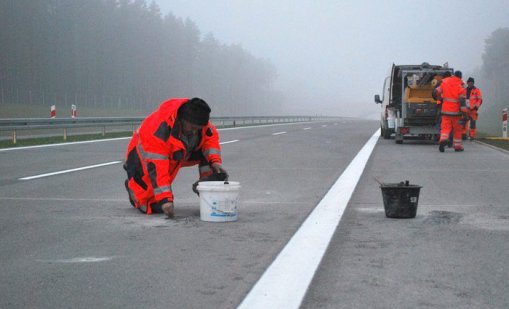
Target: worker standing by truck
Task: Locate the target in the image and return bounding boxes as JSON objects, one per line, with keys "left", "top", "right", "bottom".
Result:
{"left": 464, "top": 77, "right": 483, "bottom": 140}
{"left": 435, "top": 71, "right": 468, "bottom": 152}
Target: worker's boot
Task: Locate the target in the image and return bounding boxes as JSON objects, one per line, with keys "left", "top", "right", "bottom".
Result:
{"left": 439, "top": 141, "right": 447, "bottom": 152}
{"left": 454, "top": 146, "right": 464, "bottom": 152}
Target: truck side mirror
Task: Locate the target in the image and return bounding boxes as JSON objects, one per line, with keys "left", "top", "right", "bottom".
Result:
{"left": 374, "top": 94, "right": 382, "bottom": 104}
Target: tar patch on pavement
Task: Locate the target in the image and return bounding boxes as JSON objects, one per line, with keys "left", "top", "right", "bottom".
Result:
{"left": 422, "top": 210, "right": 463, "bottom": 225}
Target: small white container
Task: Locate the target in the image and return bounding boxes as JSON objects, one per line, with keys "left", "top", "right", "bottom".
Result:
{"left": 196, "top": 181, "right": 241, "bottom": 222}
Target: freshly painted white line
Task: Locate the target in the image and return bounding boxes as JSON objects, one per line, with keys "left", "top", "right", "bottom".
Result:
{"left": 220, "top": 139, "right": 239, "bottom": 145}
{"left": 238, "top": 129, "right": 380, "bottom": 309}
{"left": 19, "top": 161, "right": 122, "bottom": 180}
{"left": 321, "top": 124, "right": 327, "bottom": 127}
{"left": 303, "top": 127, "right": 312, "bottom": 130}
{"left": 38, "top": 257, "right": 114, "bottom": 263}
{"left": 0, "top": 137, "right": 130, "bottom": 152}
{"left": 272, "top": 131, "right": 287, "bottom": 135}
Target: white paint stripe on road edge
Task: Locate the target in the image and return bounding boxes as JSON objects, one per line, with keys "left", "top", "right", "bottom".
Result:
{"left": 220, "top": 139, "right": 239, "bottom": 144}
{"left": 238, "top": 129, "right": 380, "bottom": 309}
{"left": 272, "top": 131, "right": 287, "bottom": 135}
{"left": 19, "top": 161, "right": 122, "bottom": 180}
{"left": 303, "top": 127, "right": 311, "bottom": 130}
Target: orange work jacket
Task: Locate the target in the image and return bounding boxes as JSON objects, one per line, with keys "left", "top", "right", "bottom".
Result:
{"left": 467, "top": 86, "right": 483, "bottom": 110}
{"left": 436, "top": 76, "right": 466, "bottom": 115}
{"left": 126, "top": 98, "right": 222, "bottom": 204}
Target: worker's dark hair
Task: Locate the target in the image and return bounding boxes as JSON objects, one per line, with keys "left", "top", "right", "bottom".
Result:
{"left": 454, "top": 70, "right": 462, "bottom": 78}
{"left": 178, "top": 98, "right": 211, "bottom": 126}
{"left": 467, "top": 77, "right": 475, "bottom": 83}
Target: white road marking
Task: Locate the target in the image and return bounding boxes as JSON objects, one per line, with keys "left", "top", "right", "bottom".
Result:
{"left": 220, "top": 139, "right": 239, "bottom": 144}
{"left": 0, "top": 137, "right": 130, "bottom": 152}
{"left": 38, "top": 256, "right": 114, "bottom": 263}
{"left": 303, "top": 127, "right": 311, "bottom": 130}
{"left": 272, "top": 131, "right": 287, "bottom": 135}
{"left": 321, "top": 124, "right": 327, "bottom": 127}
{"left": 238, "top": 129, "right": 380, "bottom": 309}
{"left": 19, "top": 161, "right": 122, "bottom": 180}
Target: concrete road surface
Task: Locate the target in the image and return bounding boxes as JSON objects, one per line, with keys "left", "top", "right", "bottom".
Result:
{"left": 0, "top": 119, "right": 508, "bottom": 309}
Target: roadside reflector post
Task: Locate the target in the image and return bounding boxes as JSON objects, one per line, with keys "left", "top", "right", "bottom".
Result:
{"left": 102, "top": 126, "right": 106, "bottom": 136}
{"left": 63, "top": 128, "right": 67, "bottom": 140}
{"left": 503, "top": 108, "right": 508, "bottom": 138}
{"left": 12, "top": 130, "right": 17, "bottom": 144}
{"left": 50, "top": 105, "right": 56, "bottom": 118}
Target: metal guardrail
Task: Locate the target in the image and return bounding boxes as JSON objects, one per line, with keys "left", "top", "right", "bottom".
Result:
{"left": 0, "top": 116, "right": 329, "bottom": 144}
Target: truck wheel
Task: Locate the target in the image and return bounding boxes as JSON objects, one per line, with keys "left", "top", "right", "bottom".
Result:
{"left": 383, "top": 129, "right": 391, "bottom": 139}
{"left": 395, "top": 134, "right": 403, "bottom": 144}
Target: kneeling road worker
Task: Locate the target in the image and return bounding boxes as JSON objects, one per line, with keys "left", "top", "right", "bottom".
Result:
{"left": 123, "top": 98, "right": 227, "bottom": 218}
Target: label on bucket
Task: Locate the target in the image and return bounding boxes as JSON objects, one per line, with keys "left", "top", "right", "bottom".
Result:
{"left": 211, "top": 199, "right": 237, "bottom": 217}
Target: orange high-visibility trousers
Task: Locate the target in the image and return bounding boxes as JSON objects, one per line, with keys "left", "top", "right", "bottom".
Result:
{"left": 440, "top": 115, "right": 463, "bottom": 150}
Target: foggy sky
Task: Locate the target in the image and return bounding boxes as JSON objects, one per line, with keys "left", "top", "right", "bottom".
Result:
{"left": 154, "top": 0, "right": 509, "bottom": 118}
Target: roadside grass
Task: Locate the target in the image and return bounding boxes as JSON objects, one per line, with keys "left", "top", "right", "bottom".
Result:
{"left": 476, "top": 131, "right": 509, "bottom": 151}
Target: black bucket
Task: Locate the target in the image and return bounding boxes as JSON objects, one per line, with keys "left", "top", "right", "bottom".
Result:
{"left": 380, "top": 181, "right": 422, "bottom": 218}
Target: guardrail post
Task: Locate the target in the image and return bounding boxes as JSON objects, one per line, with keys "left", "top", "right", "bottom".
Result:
{"left": 233, "top": 120, "right": 236, "bottom": 127}
{"left": 102, "top": 126, "right": 106, "bottom": 136}
{"left": 12, "top": 130, "right": 17, "bottom": 144}
{"left": 63, "top": 128, "right": 67, "bottom": 140}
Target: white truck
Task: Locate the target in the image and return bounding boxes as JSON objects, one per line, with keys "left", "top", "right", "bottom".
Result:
{"left": 374, "top": 62, "right": 453, "bottom": 144}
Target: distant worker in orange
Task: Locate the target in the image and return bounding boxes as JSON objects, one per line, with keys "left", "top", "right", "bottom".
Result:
{"left": 464, "top": 77, "right": 483, "bottom": 140}
{"left": 435, "top": 70, "right": 468, "bottom": 152}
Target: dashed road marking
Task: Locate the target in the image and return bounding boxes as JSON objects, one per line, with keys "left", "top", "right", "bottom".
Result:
{"left": 19, "top": 161, "right": 122, "bottom": 180}
{"left": 272, "top": 131, "right": 287, "bottom": 135}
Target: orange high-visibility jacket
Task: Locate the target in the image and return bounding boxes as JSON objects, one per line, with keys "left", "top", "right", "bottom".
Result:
{"left": 125, "top": 98, "right": 221, "bottom": 204}
{"left": 436, "top": 76, "right": 466, "bottom": 115}
{"left": 467, "top": 86, "right": 483, "bottom": 109}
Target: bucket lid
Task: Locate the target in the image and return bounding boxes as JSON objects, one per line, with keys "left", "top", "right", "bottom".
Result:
{"left": 197, "top": 181, "right": 240, "bottom": 191}
{"left": 380, "top": 183, "right": 422, "bottom": 189}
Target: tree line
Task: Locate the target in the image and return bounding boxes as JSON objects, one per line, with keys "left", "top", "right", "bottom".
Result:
{"left": 0, "top": 0, "right": 282, "bottom": 116}
{"left": 479, "top": 27, "right": 509, "bottom": 135}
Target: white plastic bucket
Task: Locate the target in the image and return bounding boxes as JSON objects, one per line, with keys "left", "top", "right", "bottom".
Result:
{"left": 196, "top": 181, "right": 241, "bottom": 222}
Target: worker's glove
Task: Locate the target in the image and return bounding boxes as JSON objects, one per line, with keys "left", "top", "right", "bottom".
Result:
{"left": 192, "top": 168, "right": 229, "bottom": 195}
{"left": 161, "top": 202, "right": 174, "bottom": 219}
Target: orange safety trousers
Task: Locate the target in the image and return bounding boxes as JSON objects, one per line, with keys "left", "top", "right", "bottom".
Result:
{"left": 440, "top": 115, "right": 463, "bottom": 150}
{"left": 463, "top": 109, "right": 479, "bottom": 138}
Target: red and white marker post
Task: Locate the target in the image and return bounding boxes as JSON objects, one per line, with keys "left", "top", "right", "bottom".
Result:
{"left": 503, "top": 108, "right": 507, "bottom": 138}
{"left": 50, "top": 105, "right": 56, "bottom": 118}
{"left": 71, "top": 104, "right": 77, "bottom": 118}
